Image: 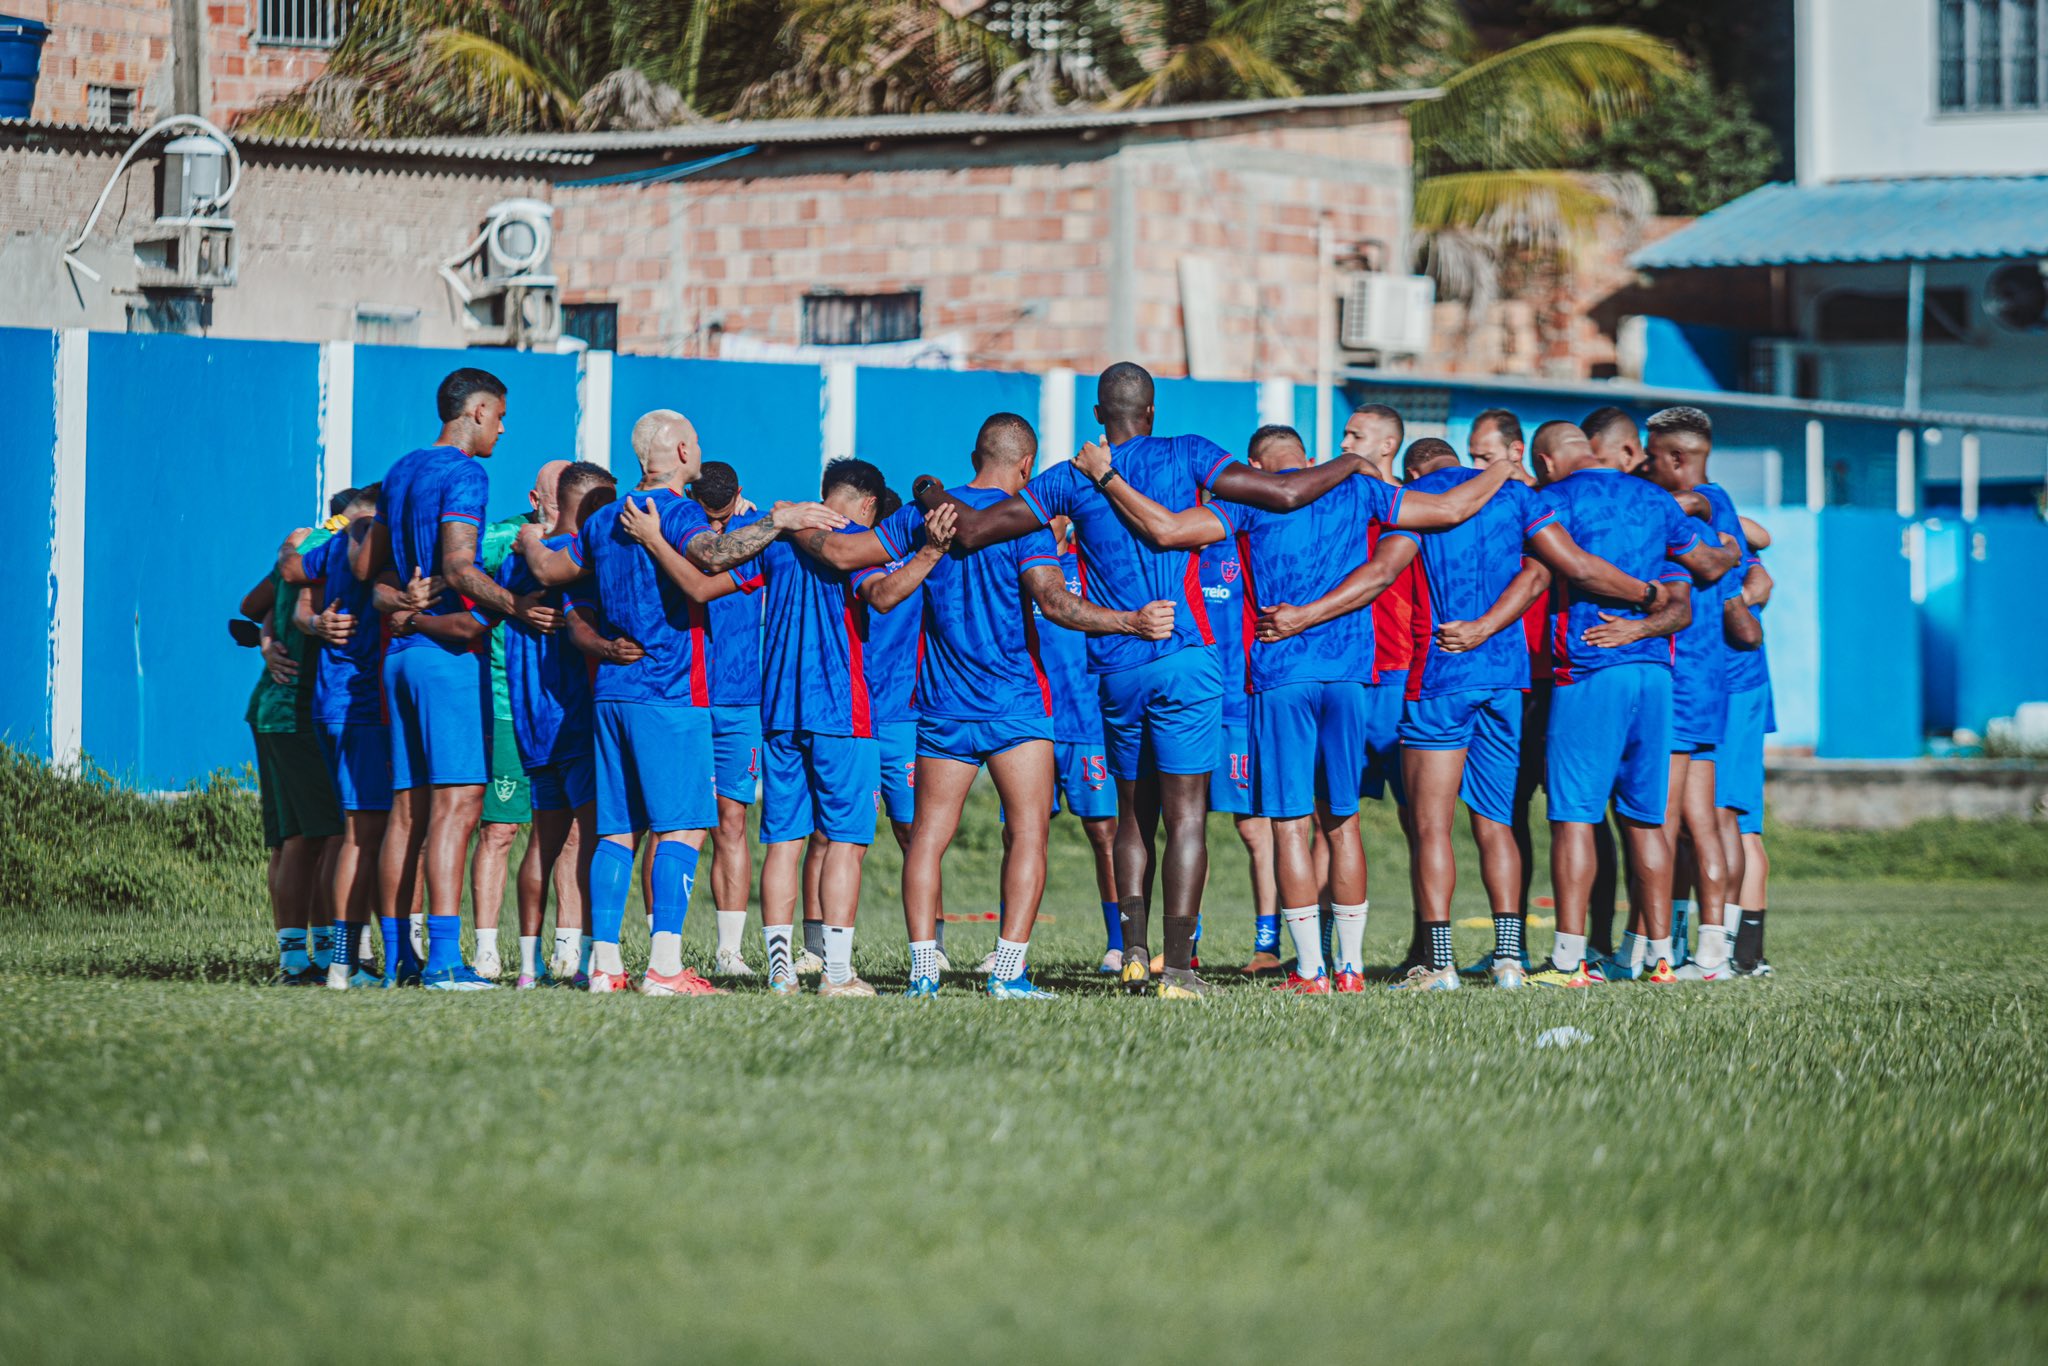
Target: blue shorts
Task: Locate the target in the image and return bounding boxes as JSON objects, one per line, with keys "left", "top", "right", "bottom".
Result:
{"left": 527, "top": 753, "right": 596, "bottom": 813}
{"left": 710, "top": 704, "right": 762, "bottom": 804}
{"left": 1098, "top": 645, "right": 1222, "bottom": 780}
{"left": 1054, "top": 738, "right": 1116, "bottom": 819}
{"left": 1210, "top": 720, "right": 1252, "bottom": 815}
{"left": 1717, "top": 683, "right": 1770, "bottom": 834}
{"left": 1361, "top": 672, "right": 1407, "bottom": 805}
{"left": 1545, "top": 664, "right": 1673, "bottom": 825}
{"left": 916, "top": 714, "right": 1053, "bottom": 767}
{"left": 1400, "top": 688, "right": 1522, "bottom": 827}
{"left": 762, "top": 730, "right": 880, "bottom": 845}
{"left": 594, "top": 701, "right": 717, "bottom": 837}
{"left": 384, "top": 646, "right": 488, "bottom": 790}
{"left": 1672, "top": 669, "right": 1730, "bottom": 752}
{"left": 877, "top": 718, "right": 918, "bottom": 825}
{"left": 319, "top": 721, "right": 393, "bottom": 812}
{"left": 1250, "top": 680, "right": 1369, "bottom": 820}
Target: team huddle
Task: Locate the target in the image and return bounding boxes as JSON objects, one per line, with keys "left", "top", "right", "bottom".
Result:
{"left": 242, "top": 360, "right": 1778, "bottom": 997}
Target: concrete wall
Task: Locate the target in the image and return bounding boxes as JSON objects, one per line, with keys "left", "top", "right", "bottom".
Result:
{"left": 1768, "top": 759, "right": 2048, "bottom": 826}
{"left": 1798, "top": 0, "right": 2048, "bottom": 182}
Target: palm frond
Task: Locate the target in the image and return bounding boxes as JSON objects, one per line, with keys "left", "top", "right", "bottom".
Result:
{"left": 1413, "top": 168, "right": 1649, "bottom": 259}
{"left": 419, "top": 27, "right": 580, "bottom": 127}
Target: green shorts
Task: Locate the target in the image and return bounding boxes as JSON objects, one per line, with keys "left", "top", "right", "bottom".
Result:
{"left": 253, "top": 728, "right": 343, "bottom": 848}
{"left": 484, "top": 714, "right": 532, "bottom": 825}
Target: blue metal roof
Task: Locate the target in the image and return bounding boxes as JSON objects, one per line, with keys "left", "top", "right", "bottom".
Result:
{"left": 1629, "top": 176, "right": 2048, "bottom": 270}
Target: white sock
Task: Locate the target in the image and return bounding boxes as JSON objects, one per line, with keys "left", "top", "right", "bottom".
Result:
{"left": 553, "top": 927, "right": 578, "bottom": 970}
{"left": 992, "top": 937, "right": 1028, "bottom": 982}
{"left": 910, "top": 939, "right": 940, "bottom": 983}
{"left": 1648, "top": 936, "right": 1673, "bottom": 967}
{"left": 579, "top": 934, "right": 594, "bottom": 975}
{"left": 1619, "top": 931, "right": 1647, "bottom": 971}
{"left": 594, "top": 940, "right": 624, "bottom": 975}
{"left": 1696, "top": 922, "right": 1730, "bottom": 969}
{"left": 1553, "top": 931, "right": 1587, "bottom": 971}
{"left": 408, "top": 912, "right": 424, "bottom": 957}
{"left": 518, "top": 935, "right": 538, "bottom": 977}
{"left": 763, "top": 923, "right": 794, "bottom": 984}
{"left": 650, "top": 930, "right": 682, "bottom": 977}
{"left": 823, "top": 923, "right": 855, "bottom": 985}
{"left": 646, "top": 912, "right": 654, "bottom": 937}
{"left": 715, "top": 909, "right": 747, "bottom": 956}
{"left": 1283, "top": 905, "right": 1323, "bottom": 978}
{"left": 1332, "top": 900, "right": 1368, "bottom": 973}
{"left": 476, "top": 927, "right": 500, "bottom": 962}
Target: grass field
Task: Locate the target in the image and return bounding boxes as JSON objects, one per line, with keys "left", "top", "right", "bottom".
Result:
{"left": 4, "top": 751, "right": 2048, "bottom": 1362}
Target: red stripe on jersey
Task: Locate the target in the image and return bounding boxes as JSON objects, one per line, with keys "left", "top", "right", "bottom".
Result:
{"left": 1235, "top": 531, "right": 1259, "bottom": 693}
{"left": 1549, "top": 582, "right": 1576, "bottom": 686}
{"left": 1020, "top": 600, "right": 1053, "bottom": 717}
{"left": 1405, "top": 554, "right": 1433, "bottom": 702}
{"left": 1522, "top": 588, "right": 1551, "bottom": 686}
{"left": 687, "top": 600, "right": 710, "bottom": 707}
{"left": 1184, "top": 551, "right": 1214, "bottom": 645}
{"left": 842, "top": 585, "right": 873, "bottom": 737}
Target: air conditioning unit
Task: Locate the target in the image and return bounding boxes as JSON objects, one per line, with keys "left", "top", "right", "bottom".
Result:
{"left": 1339, "top": 271, "right": 1434, "bottom": 356}
{"left": 440, "top": 198, "right": 561, "bottom": 349}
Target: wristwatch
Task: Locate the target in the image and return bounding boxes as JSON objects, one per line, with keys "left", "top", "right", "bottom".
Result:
{"left": 1093, "top": 465, "right": 1122, "bottom": 493}
{"left": 1637, "top": 581, "right": 1659, "bottom": 613}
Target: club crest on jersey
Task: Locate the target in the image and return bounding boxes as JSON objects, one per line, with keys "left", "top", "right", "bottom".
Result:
{"left": 494, "top": 777, "right": 519, "bottom": 803}
{"left": 1221, "top": 559, "right": 1239, "bottom": 583}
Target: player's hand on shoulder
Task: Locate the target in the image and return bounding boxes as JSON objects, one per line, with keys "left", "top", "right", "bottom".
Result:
{"left": 513, "top": 522, "right": 545, "bottom": 557}
{"left": 770, "top": 500, "right": 849, "bottom": 533}
{"left": 398, "top": 570, "right": 439, "bottom": 613}
{"left": 1255, "top": 603, "right": 1307, "bottom": 642}
{"left": 922, "top": 502, "right": 958, "bottom": 554}
{"left": 618, "top": 494, "right": 664, "bottom": 546}
{"left": 512, "top": 593, "right": 561, "bottom": 634}
{"left": 261, "top": 636, "right": 298, "bottom": 684}
{"left": 1073, "top": 435, "right": 1113, "bottom": 482}
{"left": 1434, "top": 619, "right": 1485, "bottom": 653}
{"left": 311, "top": 604, "right": 356, "bottom": 644}
{"left": 1129, "top": 599, "right": 1175, "bottom": 640}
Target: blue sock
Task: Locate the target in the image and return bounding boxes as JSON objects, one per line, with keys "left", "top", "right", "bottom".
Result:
{"left": 651, "top": 842, "right": 698, "bottom": 939}
{"left": 1254, "top": 914, "right": 1281, "bottom": 954}
{"left": 1193, "top": 914, "right": 1203, "bottom": 945}
{"left": 309, "top": 923, "right": 334, "bottom": 969}
{"left": 328, "top": 919, "right": 349, "bottom": 972}
{"left": 590, "top": 839, "right": 635, "bottom": 945}
{"left": 1100, "top": 901, "right": 1123, "bottom": 952}
{"left": 425, "top": 915, "right": 462, "bottom": 973}
{"left": 277, "top": 927, "right": 309, "bottom": 972}
{"left": 379, "top": 916, "right": 401, "bottom": 979}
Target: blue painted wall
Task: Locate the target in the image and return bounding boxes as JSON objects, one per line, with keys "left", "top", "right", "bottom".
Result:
{"left": 81, "top": 333, "right": 323, "bottom": 788}
{"left": 351, "top": 344, "right": 580, "bottom": 524}
{"left": 0, "top": 328, "right": 56, "bottom": 756}
{"left": 1919, "top": 519, "right": 1966, "bottom": 733}
{"left": 854, "top": 367, "right": 1041, "bottom": 494}
{"left": 1957, "top": 511, "right": 2048, "bottom": 731}
{"left": 1752, "top": 509, "right": 1820, "bottom": 752}
{"left": 610, "top": 355, "right": 823, "bottom": 505}
{"left": 1817, "top": 509, "right": 1920, "bottom": 758}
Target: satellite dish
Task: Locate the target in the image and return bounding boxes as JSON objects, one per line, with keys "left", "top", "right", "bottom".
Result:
{"left": 1984, "top": 261, "right": 2048, "bottom": 333}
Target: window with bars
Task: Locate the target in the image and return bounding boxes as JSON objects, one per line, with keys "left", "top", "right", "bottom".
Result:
{"left": 563, "top": 302, "right": 619, "bottom": 353}
{"left": 86, "top": 84, "right": 136, "bottom": 128}
{"left": 257, "top": 0, "right": 353, "bottom": 48}
{"left": 801, "top": 291, "right": 922, "bottom": 346}
{"left": 1939, "top": 0, "right": 2046, "bottom": 110}
{"left": 981, "top": 1, "right": 1093, "bottom": 60}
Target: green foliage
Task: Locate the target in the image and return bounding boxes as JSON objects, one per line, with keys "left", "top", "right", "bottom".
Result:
{"left": 1569, "top": 66, "right": 1779, "bottom": 214}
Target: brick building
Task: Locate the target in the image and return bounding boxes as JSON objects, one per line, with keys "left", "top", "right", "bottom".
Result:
{"left": 10, "top": 1, "right": 340, "bottom": 128}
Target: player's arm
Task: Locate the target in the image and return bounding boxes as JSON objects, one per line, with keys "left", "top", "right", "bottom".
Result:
{"left": 239, "top": 574, "right": 276, "bottom": 623}
{"left": 616, "top": 496, "right": 749, "bottom": 603}
{"left": 1740, "top": 559, "right": 1772, "bottom": 608}
{"left": 1254, "top": 533, "right": 1420, "bottom": 643}
{"left": 411, "top": 609, "right": 494, "bottom": 649}
{"left": 349, "top": 517, "right": 392, "bottom": 583}
{"left": 439, "top": 518, "right": 521, "bottom": 617}
{"left": 856, "top": 504, "right": 955, "bottom": 612}
{"left": 1062, "top": 439, "right": 1229, "bottom": 548}
{"left": 258, "top": 617, "right": 299, "bottom": 686}
{"left": 1724, "top": 594, "right": 1764, "bottom": 650}
{"left": 1739, "top": 516, "right": 1771, "bottom": 551}
{"left": 1579, "top": 582, "right": 1691, "bottom": 649}
{"left": 685, "top": 500, "right": 846, "bottom": 573}
{"left": 1205, "top": 452, "right": 1375, "bottom": 512}
{"left": 1523, "top": 523, "right": 1653, "bottom": 605}
{"left": 1671, "top": 532, "right": 1740, "bottom": 583}
{"left": 1388, "top": 460, "right": 1514, "bottom": 529}
{"left": 910, "top": 478, "right": 1043, "bottom": 554}
{"left": 1020, "top": 565, "right": 1173, "bottom": 639}
{"left": 567, "top": 604, "right": 646, "bottom": 666}
{"left": 1435, "top": 557, "right": 1551, "bottom": 655}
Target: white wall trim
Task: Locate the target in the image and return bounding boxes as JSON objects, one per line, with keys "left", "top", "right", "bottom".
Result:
{"left": 49, "top": 329, "right": 88, "bottom": 769}
{"left": 317, "top": 340, "right": 354, "bottom": 512}
{"left": 1895, "top": 427, "right": 1917, "bottom": 518}
{"left": 1037, "top": 367, "right": 1075, "bottom": 472}
{"left": 578, "top": 348, "right": 613, "bottom": 471}
{"left": 822, "top": 360, "right": 857, "bottom": 467}
{"left": 1258, "top": 377, "right": 1295, "bottom": 430}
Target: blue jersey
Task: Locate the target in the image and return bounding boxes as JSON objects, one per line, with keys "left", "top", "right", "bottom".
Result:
{"left": 496, "top": 533, "right": 595, "bottom": 768}
{"left": 1540, "top": 469, "right": 1703, "bottom": 684}
{"left": 1199, "top": 540, "right": 1249, "bottom": 724}
{"left": 743, "top": 504, "right": 925, "bottom": 737}
{"left": 1222, "top": 475, "right": 1397, "bottom": 693}
{"left": 1018, "top": 434, "right": 1237, "bottom": 675}
{"left": 1668, "top": 480, "right": 1744, "bottom": 729}
{"left": 704, "top": 511, "right": 765, "bottom": 708}
{"left": 575, "top": 488, "right": 713, "bottom": 708}
{"left": 903, "top": 484, "right": 1060, "bottom": 723}
{"left": 1726, "top": 549, "right": 1770, "bottom": 693}
{"left": 1385, "top": 469, "right": 1554, "bottom": 699}
{"left": 299, "top": 530, "right": 385, "bottom": 726}
{"left": 856, "top": 557, "right": 923, "bottom": 726}
{"left": 374, "top": 445, "right": 489, "bottom": 656}
{"left": 1037, "top": 548, "right": 1102, "bottom": 743}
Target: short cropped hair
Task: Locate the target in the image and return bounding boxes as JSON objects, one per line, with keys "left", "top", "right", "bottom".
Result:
{"left": 435, "top": 367, "right": 506, "bottom": 422}
{"left": 1354, "top": 403, "right": 1405, "bottom": 445}
{"left": 877, "top": 487, "right": 903, "bottom": 520}
{"left": 1579, "top": 406, "right": 1636, "bottom": 444}
{"left": 822, "top": 457, "right": 887, "bottom": 503}
{"left": 328, "top": 487, "right": 363, "bottom": 518}
{"left": 557, "top": 461, "right": 614, "bottom": 515}
{"left": 1471, "top": 408, "right": 1523, "bottom": 448}
{"left": 1646, "top": 406, "right": 1713, "bottom": 441}
{"left": 688, "top": 460, "right": 740, "bottom": 511}
{"left": 1247, "top": 424, "right": 1305, "bottom": 462}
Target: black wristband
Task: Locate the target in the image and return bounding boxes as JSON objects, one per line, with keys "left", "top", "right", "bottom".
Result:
{"left": 1093, "top": 465, "right": 1122, "bottom": 493}
{"left": 1638, "top": 581, "right": 1659, "bottom": 612}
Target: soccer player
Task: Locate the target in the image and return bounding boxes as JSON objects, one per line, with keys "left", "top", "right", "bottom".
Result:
{"left": 496, "top": 460, "right": 613, "bottom": 987}
{"left": 1637, "top": 406, "right": 1745, "bottom": 979}
{"left": 1467, "top": 407, "right": 1536, "bottom": 485}
{"left": 1074, "top": 428, "right": 1516, "bottom": 994}
{"left": 282, "top": 486, "right": 394, "bottom": 989}
{"left": 898, "top": 415, "right": 1169, "bottom": 999}
{"left": 242, "top": 525, "right": 343, "bottom": 984}
{"left": 690, "top": 460, "right": 769, "bottom": 977}
{"left": 920, "top": 363, "right": 1383, "bottom": 999}
{"left": 1720, "top": 538, "right": 1776, "bottom": 976}
{"left": 1198, "top": 496, "right": 1271, "bottom": 975}
{"left": 521, "top": 409, "right": 844, "bottom": 995}
{"left": 349, "top": 368, "right": 551, "bottom": 990}
{"left": 468, "top": 461, "right": 564, "bottom": 979}
{"left": 1041, "top": 514, "right": 1126, "bottom": 974}
{"left": 1517, "top": 420, "right": 1736, "bottom": 988}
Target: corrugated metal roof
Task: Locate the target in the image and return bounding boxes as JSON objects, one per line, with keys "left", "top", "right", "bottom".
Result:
{"left": 0, "top": 119, "right": 595, "bottom": 165}
{"left": 1630, "top": 176, "right": 2048, "bottom": 270}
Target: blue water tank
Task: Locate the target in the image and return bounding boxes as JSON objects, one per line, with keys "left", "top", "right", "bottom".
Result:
{"left": 0, "top": 14, "right": 50, "bottom": 120}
